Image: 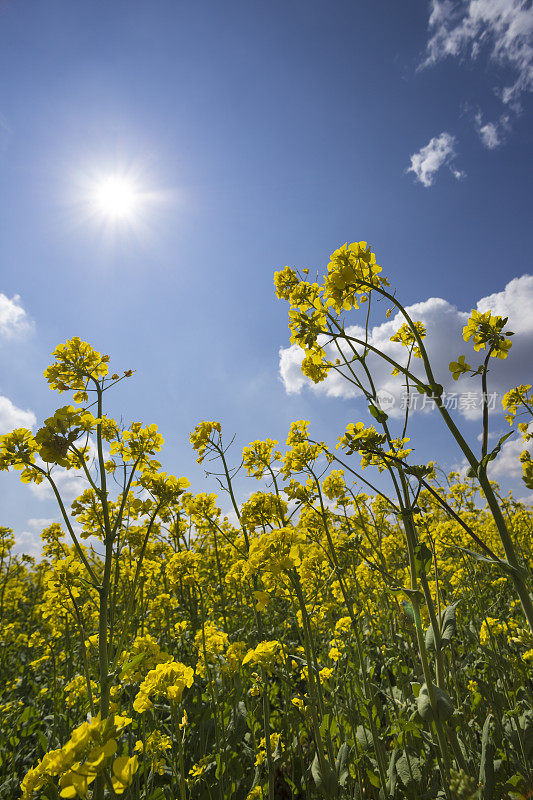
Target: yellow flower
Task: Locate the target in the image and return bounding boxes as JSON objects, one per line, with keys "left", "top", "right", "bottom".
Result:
{"left": 274, "top": 265, "right": 300, "bottom": 300}
{"left": 246, "top": 527, "right": 304, "bottom": 578}
{"left": 329, "top": 646, "right": 342, "bottom": 662}
{"left": 479, "top": 617, "right": 504, "bottom": 645}
{"left": 322, "top": 469, "right": 346, "bottom": 501}
{"left": 322, "top": 241, "right": 387, "bottom": 314}
{"left": 319, "top": 667, "right": 334, "bottom": 681}
{"left": 44, "top": 337, "right": 109, "bottom": 393}
{"left": 0, "top": 428, "right": 38, "bottom": 471}
{"left": 242, "top": 641, "right": 284, "bottom": 672}
{"left": 336, "top": 423, "right": 386, "bottom": 466}
{"left": 21, "top": 715, "right": 131, "bottom": 800}
{"left": 111, "top": 755, "right": 139, "bottom": 794}
{"left": 390, "top": 321, "right": 426, "bottom": 358}
{"left": 292, "top": 696, "right": 307, "bottom": 713}
{"left": 189, "top": 756, "right": 210, "bottom": 782}
{"left": 449, "top": 355, "right": 471, "bottom": 381}
{"left": 253, "top": 590, "right": 271, "bottom": 611}
{"left": 242, "top": 439, "right": 281, "bottom": 479}
{"left": 189, "top": 420, "right": 221, "bottom": 463}
{"left": 133, "top": 660, "right": 194, "bottom": 712}
{"left": 462, "top": 309, "right": 512, "bottom": 358}
{"left": 254, "top": 733, "right": 282, "bottom": 765}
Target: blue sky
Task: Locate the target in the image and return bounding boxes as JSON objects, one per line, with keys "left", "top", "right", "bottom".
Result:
{"left": 1, "top": 0, "right": 532, "bottom": 552}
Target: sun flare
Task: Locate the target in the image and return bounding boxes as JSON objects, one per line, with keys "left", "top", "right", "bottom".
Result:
{"left": 90, "top": 175, "right": 140, "bottom": 220}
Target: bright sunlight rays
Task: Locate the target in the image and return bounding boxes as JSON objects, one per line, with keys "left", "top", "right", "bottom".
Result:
{"left": 74, "top": 164, "right": 165, "bottom": 241}
{"left": 90, "top": 175, "right": 141, "bottom": 221}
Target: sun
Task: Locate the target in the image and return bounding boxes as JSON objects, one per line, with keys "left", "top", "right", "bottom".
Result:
{"left": 90, "top": 175, "right": 140, "bottom": 220}
{"left": 74, "top": 163, "right": 165, "bottom": 235}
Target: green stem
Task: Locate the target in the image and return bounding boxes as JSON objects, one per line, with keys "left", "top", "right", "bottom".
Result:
{"left": 291, "top": 573, "right": 337, "bottom": 797}
{"left": 172, "top": 703, "right": 187, "bottom": 800}
{"left": 262, "top": 670, "right": 275, "bottom": 800}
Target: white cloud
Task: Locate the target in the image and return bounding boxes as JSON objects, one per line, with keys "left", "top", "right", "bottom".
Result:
{"left": 28, "top": 437, "right": 110, "bottom": 505}
{"left": 483, "top": 122, "right": 502, "bottom": 147}
{"left": 27, "top": 517, "right": 55, "bottom": 530}
{"left": 422, "top": 0, "right": 533, "bottom": 105}
{"left": 13, "top": 530, "right": 43, "bottom": 558}
{"left": 480, "top": 120, "right": 502, "bottom": 148}
{"left": 477, "top": 274, "right": 533, "bottom": 331}
{"left": 475, "top": 112, "right": 511, "bottom": 147}
{"left": 488, "top": 434, "right": 531, "bottom": 479}
{"left": 13, "top": 518, "right": 63, "bottom": 557}
{"left": 0, "top": 294, "right": 34, "bottom": 437}
{"left": 29, "top": 467, "right": 87, "bottom": 504}
{"left": 0, "top": 293, "right": 31, "bottom": 338}
{"left": 0, "top": 293, "right": 36, "bottom": 435}
{"left": 406, "top": 132, "right": 464, "bottom": 186}
{"left": 279, "top": 273, "right": 533, "bottom": 420}
{"left": 451, "top": 436, "right": 533, "bottom": 498}
{"left": 0, "top": 395, "right": 36, "bottom": 433}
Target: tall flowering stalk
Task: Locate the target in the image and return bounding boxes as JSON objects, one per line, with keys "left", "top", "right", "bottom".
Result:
{"left": 274, "top": 241, "right": 533, "bottom": 635}
{"left": 0, "top": 338, "right": 189, "bottom": 799}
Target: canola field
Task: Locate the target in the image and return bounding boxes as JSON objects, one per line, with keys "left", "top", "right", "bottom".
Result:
{"left": 1, "top": 241, "right": 533, "bottom": 800}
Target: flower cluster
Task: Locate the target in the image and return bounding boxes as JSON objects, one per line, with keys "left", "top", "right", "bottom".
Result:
{"left": 323, "top": 241, "right": 387, "bottom": 313}
{"left": 242, "top": 640, "right": 284, "bottom": 672}
{"left": 133, "top": 660, "right": 194, "bottom": 712}
{"left": 390, "top": 321, "right": 427, "bottom": 358}
{"left": 20, "top": 714, "right": 136, "bottom": 799}
{"left": 246, "top": 526, "right": 305, "bottom": 579}
{"left": 189, "top": 420, "right": 221, "bottom": 464}
{"left": 242, "top": 439, "right": 281, "bottom": 479}
{"left": 44, "top": 337, "right": 110, "bottom": 395}
{"left": 462, "top": 309, "right": 513, "bottom": 359}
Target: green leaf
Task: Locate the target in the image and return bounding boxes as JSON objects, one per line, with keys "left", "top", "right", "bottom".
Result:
{"left": 319, "top": 713, "right": 331, "bottom": 738}
{"left": 120, "top": 652, "right": 146, "bottom": 676}
{"left": 481, "top": 431, "right": 514, "bottom": 468}
{"left": 457, "top": 547, "right": 520, "bottom": 576}
{"left": 396, "top": 750, "right": 422, "bottom": 790}
{"left": 272, "top": 733, "right": 283, "bottom": 762}
{"left": 386, "top": 748, "right": 399, "bottom": 796}
{"left": 37, "top": 730, "right": 48, "bottom": 754}
{"left": 311, "top": 752, "right": 337, "bottom": 796}
{"left": 387, "top": 586, "right": 425, "bottom": 603}
{"left": 215, "top": 752, "right": 225, "bottom": 779}
{"left": 356, "top": 725, "right": 374, "bottom": 749}
{"left": 404, "top": 464, "right": 433, "bottom": 479}
{"left": 401, "top": 600, "right": 415, "bottom": 621}
{"left": 335, "top": 742, "right": 350, "bottom": 787}
{"left": 366, "top": 768, "right": 381, "bottom": 788}
{"left": 414, "top": 541, "right": 433, "bottom": 576}
{"left": 425, "top": 602, "right": 458, "bottom": 651}
{"left": 226, "top": 701, "right": 247, "bottom": 737}
{"left": 479, "top": 713, "right": 495, "bottom": 800}
{"left": 148, "top": 789, "right": 166, "bottom": 800}
{"left": 503, "top": 710, "right": 533, "bottom": 760}
{"left": 416, "top": 683, "right": 454, "bottom": 723}
{"left": 368, "top": 403, "right": 388, "bottom": 423}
